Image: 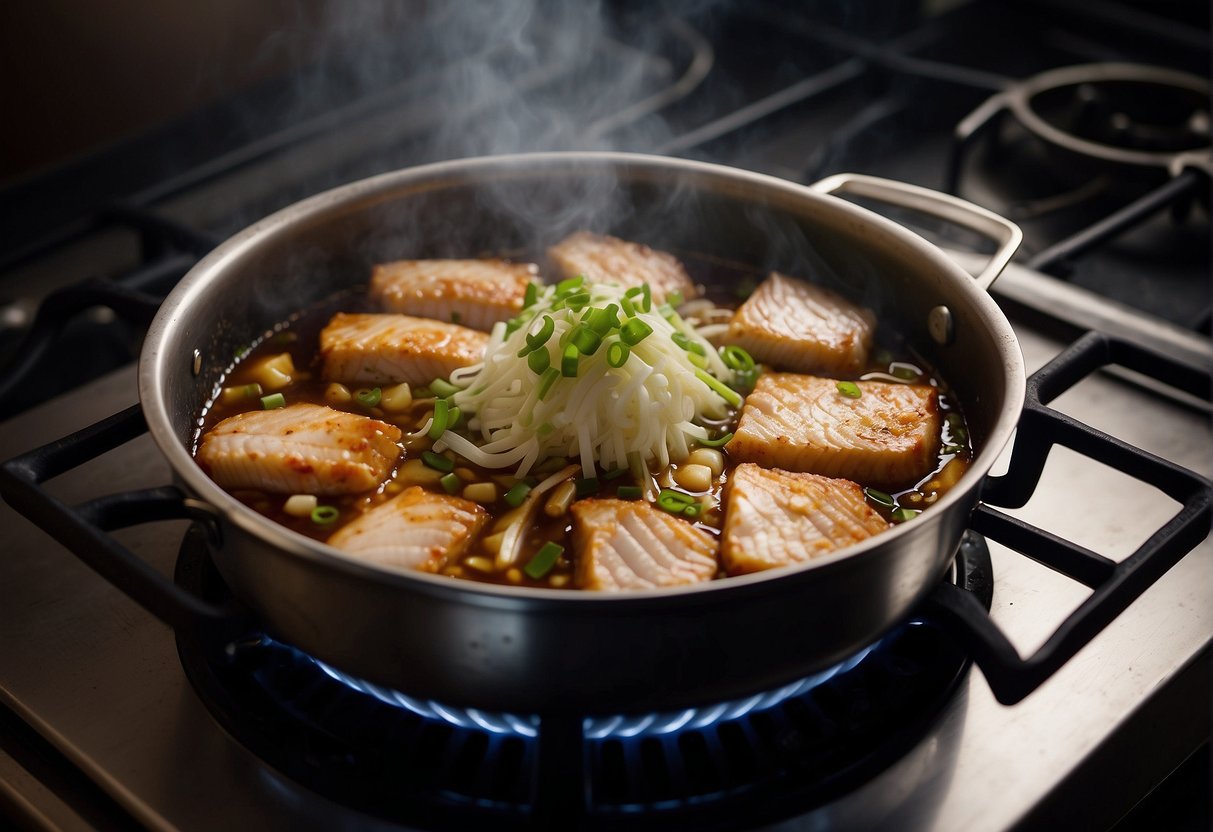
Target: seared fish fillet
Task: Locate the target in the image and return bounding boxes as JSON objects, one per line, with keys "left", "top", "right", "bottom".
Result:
{"left": 571, "top": 498, "right": 718, "bottom": 591}
{"left": 370, "top": 258, "right": 537, "bottom": 332}
{"left": 197, "top": 403, "right": 401, "bottom": 495}
{"left": 547, "top": 231, "right": 697, "bottom": 305}
{"left": 731, "top": 373, "right": 941, "bottom": 490}
{"left": 721, "top": 464, "right": 890, "bottom": 575}
{"left": 726, "top": 272, "right": 875, "bottom": 376}
{"left": 327, "top": 486, "right": 488, "bottom": 574}
{"left": 320, "top": 312, "right": 488, "bottom": 386}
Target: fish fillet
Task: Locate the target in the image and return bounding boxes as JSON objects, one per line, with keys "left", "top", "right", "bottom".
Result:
{"left": 370, "top": 259, "right": 537, "bottom": 331}
{"left": 327, "top": 486, "right": 488, "bottom": 574}
{"left": 197, "top": 403, "right": 401, "bottom": 495}
{"left": 721, "top": 464, "right": 890, "bottom": 575}
{"left": 570, "top": 498, "right": 718, "bottom": 591}
{"left": 731, "top": 373, "right": 941, "bottom": 490}
{"left": 320, "top": 312, "right": 489, "bottom": 386}
{"left": 726, "top": 272, "right": 875, "bottom": 375}
{"left": 547, "top": 231, "right": 698, "bottom": 305}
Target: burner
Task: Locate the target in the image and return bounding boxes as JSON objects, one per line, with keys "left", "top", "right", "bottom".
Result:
{"left": 175, "top": 528, "right": 992, "bottom": 828}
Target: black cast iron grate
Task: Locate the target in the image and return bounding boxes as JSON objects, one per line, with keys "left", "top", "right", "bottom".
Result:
{"left": 174, "top": 526, "right": 992, "bottom": 829}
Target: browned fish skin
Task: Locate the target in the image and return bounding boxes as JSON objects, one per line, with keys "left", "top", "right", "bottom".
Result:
{"left": 320, "top": 312, "right": 489, "bottom": 386}
{"left": 570, "top": 498, "right": 718, "bottom": 591}
{"left": 726, "top": 271, "right": 876, "bottom": 376}
{"left": 197, "top": 403, "right": 401, "bottom": 495}
{"left": 721, "top": 464, "right": 890, "bottom": 575}
{"left": 547, "top": 231, "right": 698, "bottom": 305}
{"left": 370, "top": 259, "right": 537, "bottom": 331}
{"left": 327, "top": 486, "right": 488, "bottom": 574}
{"left": 731, "top": 373, "right": 941, "bottom": 490}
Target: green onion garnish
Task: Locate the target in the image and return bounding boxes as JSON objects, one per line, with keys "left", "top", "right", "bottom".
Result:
{"left": 695, "top": 369, "right": 743, "bottom": 407}
{"left": 523, "top": 282, "right": 540, "bottom": 308}
{"left": 570, "top": 325, "right": 602, "bottom": 356}
{"left": 607, "top": 341, "right": 630, "bottom": 368}
{"left": 836, "top": 381, "right": 862, "bottom": 399}
{"left": 620, "top": 294, "right": 637, "bottom": 317}
{"left": 891, "top": 364, "right": 921, "bottom": 381}
{"left": 561, "top": 344, "right": 580, "bottom": 377}
{"left": 586, "top": 304, "right": 619, "bottom": 335}
{"left": 575, "top": 477, "right": 600, "bottom": 498}
{"left": 892, "top": 507, "right": 921, "bottom": 522}
{"left": 260, "top": 392, "right": 285, "bottom": 409}
{"left": 440, "top": 472, "right": 462, "bottom": 494}
{"left": 448, "top": 405, "right": 462, "bottom": 429}
{"left": 656, "top": 303, "right": 675, "bottom": 319}
{"left": 688, "top": 352, "right": 710, "bottom": 369}
{"left": 563, "top": 291, "right": 591, "bottom": 311}
{"left": 537, "top": 366, "right": 560, "bottom": 400}
{"left": 503, "top": 482, "right": 532, "bottom": 507}
{"left": 942, "top": 444, "right": 965, "bottom": 455}
{"left": 617, "top": 485, "right": 642, "bottom": 499}
{"left": 603, "top": 466, "right": 629, "bottom": 481}
{"left": 682, "top": 502, "right": 702, "bottom": 519}
{"left": 671, "top": 331, "right": 691, "bottom": 351}
{"left": 428, "top": 399, "right": 450, "bottom": 439}
{"left": 523, "top": 541, "right": 564, "bottom": 579}
{"left": 667, "top": 290, "right": 684, "bottom": 307}
{"left": 721, "top": 345, "right": 756, "bottom": 372}
{"left": 698, "top": 431, "right": 734, "bottom": 448}
{"left": 864, "top": 487, "right": 895, "bottom": 508}
{"left": 354, "top": 387, "right": 381, "bottom": 408}
{"left": 527, "top": 315, "right": 555, "bottom": 349}
{"left": 641, "top": 284, "right": 652, "bottom": 312}
{"left": 310, "top": 505, "right": 339, "bottom": 525}
{"left": 657, "top": 488, "right": 694, "bottom": 514}
{"left": 619, "top": 318, "right": 653, "bottom": 346}
{"left": 422, "top": 451, "right": 454, "bottom": 472}
{"left": 537, "top": 422, "right": 555, "bottom": 437}
{"left": 430, "top": 378, "right": 460, "bottom": 398}
{"left": 556, "top": 275, "right": 584, "bottom": 296}
{"left": 527, "top": 346, "right": 551, "bottom": 374}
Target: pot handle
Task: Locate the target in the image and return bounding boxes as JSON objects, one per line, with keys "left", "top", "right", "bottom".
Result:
{"left": 809, "top": 173, "right": 1022, "bottom": 291}
{"left": 0, "top": 405, "right": 250, "bottom": 643}
{"left": 922, "top": 332, "right": 1212, "bottom": 704}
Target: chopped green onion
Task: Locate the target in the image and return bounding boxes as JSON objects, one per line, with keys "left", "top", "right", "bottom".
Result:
{"left": 575, "top": 477, "right": 600, "bottom": 498}
{"left": 428, "top": 399, "right": 450, "bottom": 439}
{"left": 603, "top": 466, "right": 629, "bottom": 481}
{"left": 586, "top": 304, "right": 619, "bottom": 335}
{"left": 671, "top": 331, "right": 691, "bottom": 351}
{"left": 619, "top": 318, "right": 653, "bottom": 346}
{"left": 354, "top": 387, "right": 382, "bottom": 408}
{"left": 537, "top": 366, "right": 561, "bottom": 400}
{"left": 891, "top": 364, "right": 921, "bottom": 381}
{"left": 641, "top": 284, "right": 652, "bottom": 312}
{"left": 698, "top": 431, "right": 734, "bottom": 448}
{"left": 667, "top": 290, "right": 684, "bottom": 307}
{"left": 656, "top": 489, "right": 694, "bottom": 514}
{"left": 503, "top": 482, "right": 532, "bottom": 507}
{"left": 310, "top": 505, "right": 339, "bottom": 525}
{"left": 606, "top": 341, "right": 630, "bottom": 368}
{"left": 942, "top": 444, "right": 965, "bottom": 455}
{"left": 526, "top": 315, "right": 555, "bottom": 349}
{"left": 537, "top": 422, "right": 555, "bottom": 437}
{"left": 570, "top": 325, "right": 602, "bottom": 356}
{"left": 864, "top": 487, "right": 895, "bottom": 508}
{"left": 555, "top": 275, "right": 584, "bottom": 296}
{"left": 836, "top": 380, "right": 862, "bottom": 399}
{"left": 561, "top": 344, "right": 580, "bottom": 377}
{"left": 563, "top": 291, "right": 591, "bottom": 311}
{"left": 448, "top": 405, "right": 462, "bottom": 429}
{"left": 682, "top": 502, "right": 702, "bottom": 519}
{"left": 620, "top": 294, "right": 637, "bottom": 317}
{"left": 412, "top": 386, "right": 433, "bottom": 399}
{"left": 656, "top": 303, "right": 675, "bottom": 319}
{"left": 527, "top": 346, "right": 551, "bottom": 374}
{"left": 260, "top": 392, "right": 286, "bottom": 409}
{"left": 617, "top": 485, "right": 643, "bottom": 499}
{"left": 688, "top": 352, "right": 710, "bottom": 369}
{"left": 695, "top": 369, "right": 743, "bottom": 407}
{"left": 430, "top": 378, "right": 460, "bottom": 398}
{"left": 440, "top": 472, "right": 462, "bottom": 494}
{"left": 422, "top": 451, "right": 454, "bottom": 472}
{"left": 523, "top": 282, "right": 540, "bottom": 308}
{"left": 892, "top": 507, "right": 921, "bottom": 522}
{"left": 721, "top": 345, "right": 756, "bottom": 372}
{"left": 523, "top": 541, "right": 564, "bottom": 579}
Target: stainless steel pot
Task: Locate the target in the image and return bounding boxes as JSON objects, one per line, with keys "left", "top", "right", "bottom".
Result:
{"left": 139, "top": 153, "right": 1025, "bottom": 715}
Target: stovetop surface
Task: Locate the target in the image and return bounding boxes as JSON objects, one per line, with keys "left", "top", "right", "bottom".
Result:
{"left": 1, "top": 318, "right": 1208, "bottom": 831}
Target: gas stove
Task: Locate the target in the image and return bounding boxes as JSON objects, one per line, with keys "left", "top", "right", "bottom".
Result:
{"left": 1, "top": 2, "right": 1210, "bottom": 830}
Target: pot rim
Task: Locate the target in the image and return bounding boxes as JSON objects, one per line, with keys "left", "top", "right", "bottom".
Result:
{"left": 139, "top": 150, "right": 1026, "bottom": 607}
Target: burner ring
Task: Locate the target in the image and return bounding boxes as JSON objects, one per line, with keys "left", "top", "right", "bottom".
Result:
{"left": 1004, "top": 63, "right": 1211, "bottom": 173}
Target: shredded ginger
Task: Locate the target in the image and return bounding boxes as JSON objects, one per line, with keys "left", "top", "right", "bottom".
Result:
{"left": 432, "top": 279, "right": 741, "bottom": 476}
